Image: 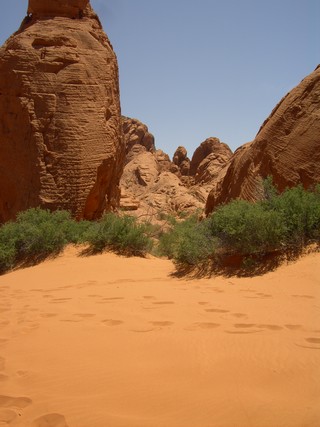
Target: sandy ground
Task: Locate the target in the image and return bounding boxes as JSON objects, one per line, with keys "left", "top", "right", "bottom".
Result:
{"left": 0, "top": 247, "right": 319, "bottom": 427}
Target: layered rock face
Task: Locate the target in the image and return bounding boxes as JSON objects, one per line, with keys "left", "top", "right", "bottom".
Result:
{"left": 190, "top": 138, "right": 232, "bottom": 184}
{"left": 120, "top": 117, "right": 234, "bottom": 219}
{"left": 120, "top": 119, "right": 205, "bottom": 217}
{"left": 0, "top": 0, "right": 124, "bottom": 222}
{"left": 206, "top": 66, "right": 320, "bottom": 215}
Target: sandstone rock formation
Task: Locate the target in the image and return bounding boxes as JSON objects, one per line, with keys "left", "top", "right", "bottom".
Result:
{"left": 120, "top": 119, "right": 204, "bottom": 218}
{"left": 173, "top": 146, "right": 190, "bottom": 176}
{"left": 122, "top": 116, "right": 155, "bottom": 161}
{"left": 206, "top": 65, "right": 320, "bottom": 215}
{"left": 0, "top": 0, "right": 124, "bottom": 222}
{"left": 190, "top": 138, "right": 233, "bottom": 184}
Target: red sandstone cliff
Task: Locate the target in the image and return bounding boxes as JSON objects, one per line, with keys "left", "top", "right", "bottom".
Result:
{"left": 0, "top": 0, "right": 125, "bottom": 222}
{"left": 206, "top": 65, "right": 320, "bottom": 215}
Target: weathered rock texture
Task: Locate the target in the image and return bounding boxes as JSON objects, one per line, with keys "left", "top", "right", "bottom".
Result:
{"left": 206, "top": 66, "right": 320, "bottom": 215}
{"left": 122, "top": 116, "right": 155, "bottom": 161}
{"left": 190, "top": 138, "right": 233, "bottom": 184}
{"left": 119, "top": 117, "right": 234, "bottom": 221}
{"left": 120, "top": 119, "right": 205, "bottom": 218}
{"left": 0, "top": 0, "right": 124, "bottom": 222}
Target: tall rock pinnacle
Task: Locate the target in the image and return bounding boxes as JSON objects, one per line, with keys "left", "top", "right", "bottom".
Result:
{"left": 0, "top": 0, "right": 125, "bottom": 222}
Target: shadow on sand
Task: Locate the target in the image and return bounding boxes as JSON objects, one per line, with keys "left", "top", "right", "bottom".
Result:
{"left": 171, "top": 246, "right": 319, "bottom": 279}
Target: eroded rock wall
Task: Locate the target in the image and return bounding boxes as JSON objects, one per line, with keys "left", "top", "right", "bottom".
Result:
{"left": 206, "top": 66, "right": 320, "bottom": 215}
{"left": 0, "top": 0, "right": 124, "bottom": 222}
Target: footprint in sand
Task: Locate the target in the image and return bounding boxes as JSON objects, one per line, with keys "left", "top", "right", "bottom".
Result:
{"left": 0, "top": 395, "right": 32, "bottom": 408}
{"left": 102, "top": 319, "right": 123, "bottom": 326}
{"left": 31, "top": 413, "right": 69, "bottom": 427}
{"left": 291, "top": 294, "right": 315, "bottom": 299}
{"left": 185, "top": 322, "right": 220, "bottom": 331}
{"left": 149, "top": 321, "right": 174, "bottom": 327}
{"left": 0, "top": 409, "right": 17, "bottom": 424}
{"left": 152, "top": 301, "right": 175, "bottom": 305}
{"left": 205, "top": 308, "right": 229, "bottom": 313}
{"left": 225, "top": 324, "right": 262, "bottom": 334}
{"left": 295, "top": 338, "right": 320, "bottom": 350}
{"left": 74, "top": 313, "right": 96, "bottom": 318}
{"left": 285, "top": 324, "right": 303, "bottom": 331}
{"left": 231, "top": 313, "right": 247, "bottom": 319}
{"left": 305, "top": 337, "right": 320, "bottom": 344}
{"left": 40, "top": 313, "right": 57, "bottom": 318}
{"left": 257, "top": 324, "right": 283, "bottom": 331}
{"left": 50, "top": 298, "right": 72, "bottom": 304}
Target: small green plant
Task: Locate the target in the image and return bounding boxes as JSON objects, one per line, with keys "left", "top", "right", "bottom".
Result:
{"left": 209, "top": 199, "right": 286, "bottom": 255}
{"left": 84, "top": 213, "right": 153, "bottom": 255}
{"left": 0, "top": 208, "right": 89, "bottom": 273}
{"left": 158, "top": 215, "right": 216, "bottom": 265}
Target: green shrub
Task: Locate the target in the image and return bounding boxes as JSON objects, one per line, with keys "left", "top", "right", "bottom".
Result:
{"left": 0, "top": 208, "right": 89, "bottom": 273}
{"left": 209, "top": 199, "right": 287, "bottom": 255}
{"left": 266, "top": 185, "right": 320, "bottom": 245}
{"left": 84, "top": 213, "right": 153, "bottom": 255}
{"left": 159, "top": 183, "right": 320, "bottom": 267}
{"left": 158, "top": 215, "right": 216, "bottom": 265}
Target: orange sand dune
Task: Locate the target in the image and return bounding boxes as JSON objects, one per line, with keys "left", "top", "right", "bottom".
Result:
{"left": 0, "top": 248, "right": 319, "bottom": 427}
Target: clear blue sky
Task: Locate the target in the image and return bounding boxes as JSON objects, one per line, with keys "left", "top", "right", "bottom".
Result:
{"left": 1, "top": 1, "right": 319, "bottom": 158}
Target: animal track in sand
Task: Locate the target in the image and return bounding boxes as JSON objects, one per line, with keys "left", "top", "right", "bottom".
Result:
{"left": 292, "top": 294, "right": 315, "bottom": 299}
{"left": 234, "top": 323, "right": 256, "bottom": 328}
{"left": 49, "top": 298, "right": 72, "bottom": 304}
{"left": 231, "top": 313, "right": 247, "bottom": 318}
{"left": 257, "top": 324, "right": 283, "bottom": 331}
{"left": 0, "top": 409, "right": 17, "bottom": 423}
{"left": 194, "top": 322, "right": 220, "bottom": 329}
{"left": 285, "top": 324, "right": 303, "bottom": 330}
{"left": 31, "top": 413, "right": 69, "bottom": 427}
{"left": 305, "top": 337, "right": 320, "bottom": 344}
{"left": 0, "top": 395, "right": 32, "bottom": 408}
{"left": 149, "top": 321, "right": 174, "bottom": 327}
{"left": 225, "top": 324, "right": 262, "bottom": 334}
{"left": 152, "top": 301, "right": 175, "bottom": 305}
{"left": 102, "top": 319, "right": 123, "bottom": 326}
{"left": 74, "top": 313, "right": 96, "bottom": 318}
{"left": 40, "top": 313, "right": 57, "bottom": 318}
{"left": 205, "top": 308, "right": 229, "bottom": 313}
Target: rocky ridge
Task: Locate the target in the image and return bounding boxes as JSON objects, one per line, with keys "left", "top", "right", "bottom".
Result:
{"left": 206, "top": 65, "right": 320, "bottom": 215}
{"left": 120, "top": 117, "right": 232, "bottom": 219}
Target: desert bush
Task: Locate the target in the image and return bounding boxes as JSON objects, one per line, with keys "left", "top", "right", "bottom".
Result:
{"left": 159, "top": 183, "right": 320, "bottom": 267}
{"left": 209, "top": 199, "right": 286, "bottom": 255}
{"left": 158, "top": 215, "right": 216, "bottom": 265}
{"left": 0, "top": 208, "right": 90, "bottom": 273}
{"left": 265, "top": 184, "right": 320, "bottom": 246}
{"left": 84, "top": 213, "right": 153, "bottom": 255}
